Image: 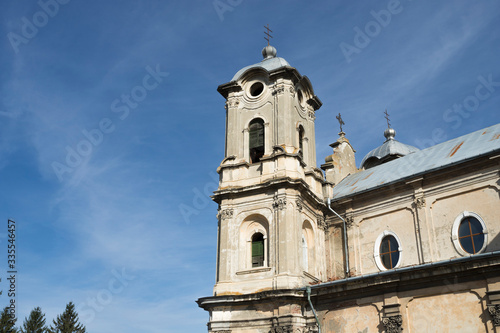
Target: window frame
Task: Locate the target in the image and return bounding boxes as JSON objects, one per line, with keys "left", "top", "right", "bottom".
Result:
{"left": 374, "top": 231, "right": 402, "bottom": 271}
{"left": 251, "top": 232, "right": 265, "bottom": 268}
{"left": 249, "top": 118, "right": 265, "bottom": 163}
{"left": 452, "top": 211, "right": 488, "bottom": 256}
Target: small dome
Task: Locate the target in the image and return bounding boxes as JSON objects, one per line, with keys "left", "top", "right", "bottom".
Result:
{"left": 231, "top": 45, "right": 291, "bottom": 81}
{"left": 360, "top": 128, "right": 419, "bottom": 169}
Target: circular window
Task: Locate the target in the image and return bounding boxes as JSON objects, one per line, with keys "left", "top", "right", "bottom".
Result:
{"left": 380, "top": 235, "right": 400, "bottom": 269}
{"left": 249, "top": 82, "right": 264, "bottom": 97}
{"left": 374, "top": 231, "right": 402, "bottom": 271}
{"left": 452, "top": 212, "right": 487, "bottom": 255}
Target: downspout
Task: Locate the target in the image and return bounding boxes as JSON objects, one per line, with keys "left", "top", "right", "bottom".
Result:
{"left": 327, "top": 198, "right": 350, "bottom": 277}
{"left": 306, "top": 286, "right": 321, "bottom": 333}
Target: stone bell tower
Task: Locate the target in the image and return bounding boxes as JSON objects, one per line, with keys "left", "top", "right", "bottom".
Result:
{"left": 213, "top": 43, "right": 327, "bottom": 294}
{"left": 198, "top": 43, "right": 330, "bottom": 332}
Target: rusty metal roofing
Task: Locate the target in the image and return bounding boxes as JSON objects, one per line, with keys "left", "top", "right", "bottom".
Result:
{"left": 331, "top": 123, "right": 500, "bottom": 201}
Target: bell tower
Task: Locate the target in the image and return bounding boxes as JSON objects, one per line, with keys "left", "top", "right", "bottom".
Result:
{"left": 212, "top": 43, "right": 327, "bottom": 297}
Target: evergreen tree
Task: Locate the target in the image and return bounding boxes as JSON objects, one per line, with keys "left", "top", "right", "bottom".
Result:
{"left": 0, "top": 306, "right": 17, "bottom": 333}
{"left": 20, "top": 307, "right": 47, "bottom": 333}
{"left": 48, "top": 303, "right": 85, "bottom": 333}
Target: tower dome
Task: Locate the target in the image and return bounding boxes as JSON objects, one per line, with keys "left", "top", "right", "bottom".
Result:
{"left": 360, "top": 127, "right": 419, "bottom": 169}
{"left": 230, "top": 45, "right": 291, "bottom": 82}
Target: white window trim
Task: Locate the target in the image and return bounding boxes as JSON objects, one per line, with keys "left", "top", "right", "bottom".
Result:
{"left": 451, "top": 211, "right": 488, "bottom": 256}
{"left": 374, "top": 230, "right": 403, "bottom": 271}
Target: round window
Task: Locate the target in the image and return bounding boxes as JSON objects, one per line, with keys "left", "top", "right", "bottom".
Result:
{"left": 374, "top": 231, "right": 402, "bottom": 271}
{"left": 249, "top": 82, "right": 264, "bottom": 97}
{"left": 380, "top": 235, "right": 400, "bottom": 269}
{"left": 458, "top": 216, "right": 485, "bottom": 254}
{"left": 452, "top": 211, "right": 488, "bottom": 256}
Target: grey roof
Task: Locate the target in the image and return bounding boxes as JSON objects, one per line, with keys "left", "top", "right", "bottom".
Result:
{"left": 360, "top": 128, "right": 419, "bottom": 168}
{"left": 231, "top": 56, "right": 291, "bottom": 82}
{"left": 331, "top": 123, "right": 500, "bottom": 201}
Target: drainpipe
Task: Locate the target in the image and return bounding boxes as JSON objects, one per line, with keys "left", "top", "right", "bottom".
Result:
{"left": 306, "top": 286, "right": 321, "bottom": 333}
{"left": 327, "top": 198, "right": 350, "bottom": 277}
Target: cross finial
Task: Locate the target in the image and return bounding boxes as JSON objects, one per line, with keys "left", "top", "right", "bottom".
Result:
{"left": 264, "top": 24, "right": 273, "bottom": 46}
{"left": 384, "top": 109, "right": 391, "bottom": 128}
{"left": 336, "top": 113, "right": 345, "bottom": 133}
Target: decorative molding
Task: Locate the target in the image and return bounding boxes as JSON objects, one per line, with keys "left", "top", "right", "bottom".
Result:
{"left": 225, "top": 99, "right": 239, "bottom": 108}
{"left": 344, "top": 213, "right": 354, "bottom": 229}
{"left": 273, "top": 194, "right": 287, "bottom": 211}
{"left": 382, "top": 315, "right": 403, "bottom": 333}
{"left": 296, "top": 199, "right": 303, "bottom": 212}
{"left": 413, "top": 196, "right": 426, "bottom": 209}
{"left": 272, "top": 85, "right": 285, "bottom": 95}
{"left": 307, "top": 111, "right": 315, "bottom": 120}
{"left": 317, "top": 215, "right": 327, "bottom": 231}
{"left": 289, "top": 86, "right": 295, "bottom": 97}
{"left": 219, "top": 209, "right": 234, "bottom": 220}
{"left": 488, "top": 304, "right": 500, "bottom": 326}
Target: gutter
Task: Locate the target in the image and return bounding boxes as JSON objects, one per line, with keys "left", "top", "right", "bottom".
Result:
{"left": 303, "top": 250, "right": 500, "bottom": 291}
{"left": 327, "top": 198, "right": 349, "bottom": 277}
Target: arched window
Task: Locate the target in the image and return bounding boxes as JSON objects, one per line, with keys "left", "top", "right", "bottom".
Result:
{"left": 249, "top": 119, "right": 264, "bottom": 163}
{"left": 251, "top": 233, "right": 264, "bottom": 267}
{"left": 298, "top": 126, "right": 305, "bottom": 159}
{"left": 380, "top": 235, "right": 400, "bottom": 269}
{"left": 302, "top": 221, "right": 314, "bottom": 273}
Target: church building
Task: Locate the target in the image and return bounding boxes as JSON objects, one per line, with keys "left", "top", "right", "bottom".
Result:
{"left": 197, "top": 43, "right": 500, "bottom": 333}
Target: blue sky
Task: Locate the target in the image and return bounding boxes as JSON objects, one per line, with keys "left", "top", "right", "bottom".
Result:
{"left": 0, "top": 1, "right": 499, "bottom": 332}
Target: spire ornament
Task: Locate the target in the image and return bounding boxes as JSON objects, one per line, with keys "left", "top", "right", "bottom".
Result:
{"left": 264, "top": 24, "right": 273, "bottom": 46}
{"left": 336, "top": 113, "right": 345, "bottom": 133}
{"left": 384, "top": 109, "right": 391, "bottom": 128}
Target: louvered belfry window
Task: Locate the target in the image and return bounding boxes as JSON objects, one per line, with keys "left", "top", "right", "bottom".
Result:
{"left": 252, "top": 233, "right": 264, "bottom": 267}
{"left": 249, "top": 118, "right": 264, "bottom": 163}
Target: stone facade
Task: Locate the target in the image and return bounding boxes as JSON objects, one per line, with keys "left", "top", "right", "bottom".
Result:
{"left": 197, "top": 45, "right": 500, "bottom": 332}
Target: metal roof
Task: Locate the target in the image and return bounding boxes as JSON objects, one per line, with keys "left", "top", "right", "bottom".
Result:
{"left": 360, "top": 136, "right": 419, "bottom": 168}
{"left": 331, "top": 123, "right": 500, "bottom": 201}
{"left": 231, "top": 57, "right": 291, "bottom": 82}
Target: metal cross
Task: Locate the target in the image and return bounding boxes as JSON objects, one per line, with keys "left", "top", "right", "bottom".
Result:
{"left": 336, "top": 113, "right": 345, "bottom": 132}
{"left": 384, "top": 109, "right": 391, "bottom": 128}
{"left": 264, "top": 24, "right": 273, "bottom": 46}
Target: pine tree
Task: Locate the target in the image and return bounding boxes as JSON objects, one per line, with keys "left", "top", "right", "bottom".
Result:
{"left": 48, "top": 303, "right": 85, "bottom": 333}
{"left": 20, "top": 307, "right": 47, "bottom": 333}
{"left": 0, "top": 306, "right": 18, "bottom": 333}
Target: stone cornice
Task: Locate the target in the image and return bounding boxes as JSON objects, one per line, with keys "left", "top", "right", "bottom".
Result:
{"left": 212, "top": 176, "right": 326, "bottom": 211}
{"left": 197, "top": 289, "right": 306, "bottom": 310}
{"left": 308, "top": 252, "right": 500, "bottom": 303}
